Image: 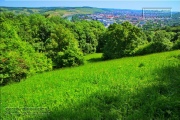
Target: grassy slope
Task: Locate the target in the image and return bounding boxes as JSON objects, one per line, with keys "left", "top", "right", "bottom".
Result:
{"left": 0, "top": 50, "right": 180, "bottom": 119}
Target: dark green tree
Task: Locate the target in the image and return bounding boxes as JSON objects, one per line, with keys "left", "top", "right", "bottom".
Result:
{"left": 173, "top": 34, "right": 180, "bottom": 49}
{"left": 103, "top": 22, "right": 147, "bottom": 60}
{"left": 134, "top": 30, "right": 173, "bottom": 55}
{"left": 152, "top": 31, "right": 173, "bottom": 52}
{"left": 72, "top": 20, "right": 105, "bottom": 54}
{"left": 0, "top": 21, "right": 52, "bottom": 85}
{"left": 45, "top": 24, "right": 84, "bottom": 68}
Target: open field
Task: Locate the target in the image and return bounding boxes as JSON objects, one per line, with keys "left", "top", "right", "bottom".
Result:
{"left": 0, "top": 50, "right": 180, "bottom": 119}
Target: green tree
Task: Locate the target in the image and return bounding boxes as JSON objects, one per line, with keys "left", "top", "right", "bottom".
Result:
{"left": 45, "top": 24, "right": 84, "bottom": 68}
{"left": 144, "top": 31, "right": 155, "bottom": 42}
{"left": 152, "top": 31, "right": 173, "bottom": 52}
{"left": 173, "top": 35, "right": 180, "bottom": 49}
{"left": 103, "top": 22, "right": 147, "bottom": 60}
{"left": 134, "top": 30, "right": 174, "bottom": 55}
{"left": 0, "top": 20, "right": 52, "bottom": 85}
{"left": 28, "top": 14, "right": 52, "bottom": 52}
{"left": 72, "top": 20, "right": 105, "bottom": 54}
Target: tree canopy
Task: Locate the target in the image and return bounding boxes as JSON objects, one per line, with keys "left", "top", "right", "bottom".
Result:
{"left": 103, "top": 22, "right": 147, "bottom": 59}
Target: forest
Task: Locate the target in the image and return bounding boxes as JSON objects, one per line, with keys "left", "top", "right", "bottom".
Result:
{"left": 0, "top": 12, "right": 180, "bottom": 85}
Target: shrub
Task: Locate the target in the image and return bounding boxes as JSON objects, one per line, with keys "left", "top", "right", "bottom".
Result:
{"left": 0, "top": 21, "right": 52, "bottom": 85}
{"left": 132, "top": 43, "right": 153, "bottom": 55}
{"left": 152, "top": 31, "right": 173, "bottom": 52}
{"left": 133, "top": 31, "right": 174, "bottom": 56}
{"left": 0, "top": 38, "right": 52, "bottom": 85}
{"left": 173, "top": 38, "right": 180, "bottom": 49}
{"left": 56, "top": 49, "right": 84, "bottom": 67}
{"left": 133, "top": 41, "right": 173, "bottom": 56}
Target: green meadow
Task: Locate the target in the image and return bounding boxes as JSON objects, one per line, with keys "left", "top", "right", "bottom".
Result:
{"left": 1, "top": 50, "right": 180, "bottom": 120}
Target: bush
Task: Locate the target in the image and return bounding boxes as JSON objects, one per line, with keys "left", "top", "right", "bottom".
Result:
{"left": 151, "top": 41, "right": 173, "bottom": 52}
{"left": 173, "top": 38, "right": 180, "bottom": 49}
{"left": 152, "top": 31, "right": 173, "bottom": 52}
{"left": 0, "top": 21, "right": 52, "bottom": 85}
{"left": 132, "top": 43, "right": 153, "bottom": 55}
{"left": 134, "top": 30, "right": 174, "bottom": 56}
{"left": 0, "top": 38, "right": 52, "bottom": 85}
{"left": 133, "top": 41, "right": 173, "bottom": 55}
{"left": 56, "top": 49, "right": 84, "bottom": 67}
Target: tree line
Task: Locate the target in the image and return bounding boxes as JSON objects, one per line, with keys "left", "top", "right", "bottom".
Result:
{"left": 0, "top": 12, "right": 179, "bottom": 85}
{"left": 102, "top": 22, "right": 180, "bottom": 59}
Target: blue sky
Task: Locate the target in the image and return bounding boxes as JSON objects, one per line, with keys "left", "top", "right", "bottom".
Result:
{"left": 0, "top": 0, "right": 180, "bottom": 12}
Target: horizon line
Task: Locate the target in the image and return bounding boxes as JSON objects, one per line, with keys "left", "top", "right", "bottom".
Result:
{"left": 0, "top": 6, "right": 180, "bottom": 12}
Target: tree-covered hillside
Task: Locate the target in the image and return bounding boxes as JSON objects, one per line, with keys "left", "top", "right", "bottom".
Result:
{"left": 0, "top": 12, "right": 179, "bottom": 85}
{"left": 0, "top": 12, "right": 105, "bottom": 85}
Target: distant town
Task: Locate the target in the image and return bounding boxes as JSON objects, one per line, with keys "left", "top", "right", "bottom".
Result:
{"left": 69, "top": 9, "right": 180, "bottom": 29}
{"left": 1, "top": 6, "right": 180, "bottom": 30}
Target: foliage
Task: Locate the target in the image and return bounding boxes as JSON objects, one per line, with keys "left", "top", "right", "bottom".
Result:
{"left": 1, "top": 11, "right": 179, "bottom": 85}
{"left": 172, "top": 33, "right": 180, "bottom": 49}
{"left": 71, "top": 14, "right": 81, "bottom": 22}
{"left": 45, "top": 24, "right": 84, "bottom": 68}
{"left": 133, "top": 31, "right": 174, "bottom": 55}
{"left": 144, "top": 31, "right": 155, "bottom": 42}
{"left": 173, "top": 38, "right": 180, "bottom": 49}
{"left": 96, "top": 31, "right": 108, "bottom": 53}
{"left": 72, "top": 20, "right": 105, "bottom": 54}
{"left": 0, "top": 23, "right": 52, "bottom": 85}
{"left": 0, "top": 12, "right": 87, "bottom": 84}
{"left": 152, "top": 31, "right": 173, "bottom": 52}
{"left": 103, "top": 22, "right": 147, "bottom": 59}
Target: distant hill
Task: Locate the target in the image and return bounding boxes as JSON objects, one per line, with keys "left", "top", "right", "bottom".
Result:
{"left": 0, "top": 6, "right": 105, "bottom": 17}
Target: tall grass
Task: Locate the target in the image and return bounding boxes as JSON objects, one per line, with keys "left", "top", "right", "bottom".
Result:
{"left": 0, "top": 50, "right": 180, "bottom": 119}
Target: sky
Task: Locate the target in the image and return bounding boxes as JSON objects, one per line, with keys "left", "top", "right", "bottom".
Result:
{"left": 0, "top": 0, "right": 180, "bottom": 12}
